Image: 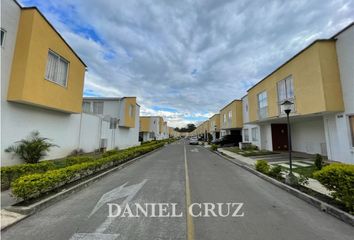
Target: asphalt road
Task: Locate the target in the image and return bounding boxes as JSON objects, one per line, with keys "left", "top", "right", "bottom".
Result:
{"left": 2, "top": 140, "right": 354, "bottom": 240}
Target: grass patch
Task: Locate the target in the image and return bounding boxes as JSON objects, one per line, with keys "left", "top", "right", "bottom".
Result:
{"left": 224, "top": 147, "right": 276, "bottom": 157}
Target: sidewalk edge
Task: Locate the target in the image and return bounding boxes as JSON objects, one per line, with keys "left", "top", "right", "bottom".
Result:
{"left": 213, "top": 150, "right": 354, "bottom": 227}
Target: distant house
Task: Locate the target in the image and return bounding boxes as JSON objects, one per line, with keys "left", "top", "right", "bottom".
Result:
{"left": 82, "top": 97, "right": 141, "bottom": 150}
{"left": 139, "top": 116, "right": 169, "bottom": 142}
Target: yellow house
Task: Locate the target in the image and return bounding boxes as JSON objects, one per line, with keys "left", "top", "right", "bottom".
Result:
{"left": 247, "top": 40, "right": 343, "bottom": 123}
{"left": 245, "top": 40, "right": 344, "bottom": 155}
{"left": 219, "top": 99, "right": 243, "bottom": 137}
{"left": 7, "top": 7, "right": 87, "bottom": 113}
{"left": 139, "top": 116, "right": 167, "bottom": 141}
{"left": 121, "top": 97, "right": 137, "bottom": 128}
{"left": 209, "top": 114, "right": 220, "bottom": 140}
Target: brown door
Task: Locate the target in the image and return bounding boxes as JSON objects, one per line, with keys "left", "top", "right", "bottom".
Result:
{"left": 271, "top": 124, "right": 288, "bottom": 151}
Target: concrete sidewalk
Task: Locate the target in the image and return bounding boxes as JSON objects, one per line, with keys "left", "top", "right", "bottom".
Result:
{"left": 218, "top": 148, "right": 332, "bottom": 197}
{"left": 1, "top": 190, "right": 19, "bottom": 209}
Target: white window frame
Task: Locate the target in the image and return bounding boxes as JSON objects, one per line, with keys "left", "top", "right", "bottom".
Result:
{"left": 257, "top": 91, "right": 268, "bottom": 119}
{"left": 244, "top": 129, "right": 249, "bottom": 142}
{"left": 252, "top": 127, "right": 258, "bottom": 141}
{"left": 1, "top": 28, "right": 6, "bottom": 47}
{"left": 277, "top": 75, "right": 295, "bottom": 114}
{"left": 45, "top": 50, "right": 69, "bottom": 87}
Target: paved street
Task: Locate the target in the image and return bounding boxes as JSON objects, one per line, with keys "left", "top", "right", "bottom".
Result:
{"left": 2, "top": 140, "right": 354, "bottom": 240}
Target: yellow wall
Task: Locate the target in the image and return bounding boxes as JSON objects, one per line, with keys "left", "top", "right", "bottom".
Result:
{"left": 247, "top": 41, "right": 344, "bottom": 122}
{"left": 219, "top": 100, "right": 243, "bottom": 129}
{"left": 209, "top": 114, "right": 220, "bottom": 131}
{"left": 159, "top": 117, "right": 164, "bottom": 133}
{"left": 7, "top": 9, "right": 86, "bottom": 113}
{"left": 122, "top": 97, "right": 136, "bottom": 128}
{"left": 140, "top": 117, "right": 150, "bottom": 132}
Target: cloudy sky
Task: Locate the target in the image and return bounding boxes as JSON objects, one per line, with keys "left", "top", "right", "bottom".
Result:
{"left": 20, "top": 0, "right": 354, "bottom": 127}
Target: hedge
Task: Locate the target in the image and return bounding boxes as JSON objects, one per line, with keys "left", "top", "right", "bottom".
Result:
{"left": 1, "top": 139, "right": 174, "bottom": 190}
{"left": 11, "top": 143, "right": 164, "bottom": 200}
{"left": 1, "top": 156, "right": 95, "bottom": 190}
{"left": 313, "top": 163, "right": 354, "bottom": 212}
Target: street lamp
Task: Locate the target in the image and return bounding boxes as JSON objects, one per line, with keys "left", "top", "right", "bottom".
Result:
{"left": 282, "top": 100, "right": 294, "bottom": 180}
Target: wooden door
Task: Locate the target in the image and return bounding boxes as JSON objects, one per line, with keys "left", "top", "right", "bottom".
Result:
{"left": 271, "top": 124, "right": 288, "bottom": 151}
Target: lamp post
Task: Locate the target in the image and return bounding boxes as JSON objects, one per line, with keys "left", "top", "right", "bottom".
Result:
{"left": 281, "top": 100, "right": 294, "bottom": 178}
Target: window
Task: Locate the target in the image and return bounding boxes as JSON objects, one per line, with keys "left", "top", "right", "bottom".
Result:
{"left": 1, "top": 29, "right": 5, "bottom": 47}
{"left": 244, "top": 129, "right": 249, "bottom": 142}
{"left": 350, "top": 116, "right": 354, "bottom": 147}
{"left": 45, "top": 50, "right": 69, "bottom": 87}
{"left": 82, "top": 101, "right": 91, "bottom": 113}
{"left": 258, "top": 91, "right": 268, "bottom": 119}
{"left": 252, "top": 127, "right": 258, "bottom": 141}
{"left": 223, "top": 113, "right": 227, "bottom": 123}
{"left": 277, "top": 76, "right": 294, "bottom": 102}
{"left": 93, "top": 102, "right": 104, "bottom": 115}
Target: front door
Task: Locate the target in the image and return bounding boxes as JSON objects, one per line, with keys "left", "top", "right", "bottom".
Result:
{"left": 271, "top": 124, "right": 288, "bottom": 151}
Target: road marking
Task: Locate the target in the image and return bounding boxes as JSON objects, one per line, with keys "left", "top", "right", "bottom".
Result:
{"left": 184, "top": 145, "right": 195, "bottom": 240}
{"left": 70, "top": 179, "right": 147, "bottom": 240}
{"left": 190, "top": 148, "right": 199, "bottom": 152}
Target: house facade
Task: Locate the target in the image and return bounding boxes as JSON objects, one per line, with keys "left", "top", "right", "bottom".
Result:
{"left": 219, "top": 100, "right": 243, "bottom": 139}
{"left": 139, "top": 116, "right": 168, "bottom": 142}
{"left": 1, "top": 0, "right": 87, "bottom": 165}
{"left": 243, "top": 25, "right": 354, "bottom": 164}
{"left": 241, "top": 95, "right": 261, "bottom": 148}
{"left": 82, "top": 97, "right": 140, "bottom": 150}
{"left": 209, "top": 114, "right": 220, "bottom": 141}
{"left": 1, "top": 0, "right": 141, "bottom": 166}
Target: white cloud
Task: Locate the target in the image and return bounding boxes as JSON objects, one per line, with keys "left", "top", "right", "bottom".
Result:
{"left": 19, "top": 0, "right": 354, "bottom": 127}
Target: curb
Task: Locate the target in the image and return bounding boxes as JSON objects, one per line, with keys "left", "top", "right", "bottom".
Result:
{"left": 213, "top": 150, "right": 354, "bottom": 227}
{"left": 1, "top": 146, "right": 165, "bottom": 231}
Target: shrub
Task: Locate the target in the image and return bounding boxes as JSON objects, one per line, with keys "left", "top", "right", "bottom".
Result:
{"left": 11, "top": 143, "right": 164, "bottom": 200}
{"left": 255, "top": 160, "right": 269, "bottom": 174}
{"left": 211, "top": 144, "right": 218, "bottom": 151}
{"left": 1, "top": 155, "right": 94, "bottom": 190}
{"left": 268, "top": 165, "right": 282, "bottom": 179}
{"left": 314, "top": 163, "right": 354, "bottom": 211}
{"left": 5, "top": 131, "right": 58, "bottom": 164}
{"left": 314, "top": 154, "right": 323, "bottom": 170}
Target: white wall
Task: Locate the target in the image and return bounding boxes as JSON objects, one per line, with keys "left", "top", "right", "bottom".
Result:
{"left": 260, "top": 124, "right": 273, "bottom": 151}
{"left": 332, "top": 24, "right": 354, "bottom": 164}
{"left": 291, "top": 117, "right": 327, "bottom": 155}
{"left": 242, "top": 124, "right": 261, "bottom": 149}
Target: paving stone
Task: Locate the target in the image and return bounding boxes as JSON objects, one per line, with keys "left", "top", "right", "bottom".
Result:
{"left": 292, "top": 162, "right": 312, "bottom": 167}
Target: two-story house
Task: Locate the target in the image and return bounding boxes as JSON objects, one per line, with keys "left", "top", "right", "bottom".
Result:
{"left": 82, "top": 97, "right": 140, "bottom": 149}
{"left": 1, "top": 0, "right": 86, "bottom": 165}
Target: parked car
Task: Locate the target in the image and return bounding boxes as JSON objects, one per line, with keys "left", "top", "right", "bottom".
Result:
{"left": 214, "top": 134, "right": 242, "bottom": 147}
{"left": 189, "top": 137, "right": 199, "bottom": 145}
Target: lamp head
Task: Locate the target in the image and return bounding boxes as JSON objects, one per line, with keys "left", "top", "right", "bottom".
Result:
{"left": 281, "top": 100, "right": 293, "bottom": 114}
